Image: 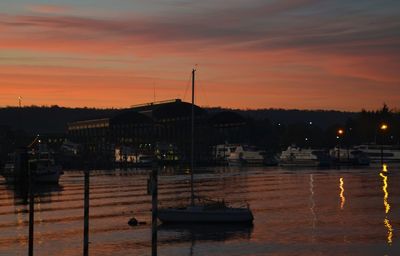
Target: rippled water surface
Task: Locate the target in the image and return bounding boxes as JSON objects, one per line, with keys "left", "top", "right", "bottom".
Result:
{"left": 1, "top": 165, "right": 399, "bottom": 255}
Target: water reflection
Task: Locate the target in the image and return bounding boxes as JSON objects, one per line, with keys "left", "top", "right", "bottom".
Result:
{"left": 2, "top": 168, "right": 400, "bottom": 255}
{"left": 339, "top": 177, "right": 345, "bottom": 210}
{"left": 309, "top": 174, "right": 316, "bottom": 239}
{"left": 384, "top": 218, "right": 393, "bottom": 245}
{"left": 5, "top": 183, "right": 63, "bottom": 204}
{"left": 1, "top": 181, "right": 63, "bottom": 252}
{"left": 380, "top": 164, "right": 393, "bottom": 245}
{"left": 158, "top": 223, "right": 253, "bottom": 242}
{"left": 380, "top": 172, "right": 390, "bottom": 214}
{"left": 158, "top": 223, "right": 253, "bottom": 255}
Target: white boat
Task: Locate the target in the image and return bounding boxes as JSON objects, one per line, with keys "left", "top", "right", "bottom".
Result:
{"left": 279, "top": 146, "right": 322, "bottom": 167}
{"left": 227, "top": 145, "right": 265, "bottom": 166}
{"left": 115, "top": 146, "right": 153, "bottom": 167}
{"left": 353, "top": 144, "right": 400, "bottom": 164}
{"left": 158, "top": 69, "right": 254, "bottom": 224}
{"left": 213, "top": 144, "right": 240, "bottom": 164}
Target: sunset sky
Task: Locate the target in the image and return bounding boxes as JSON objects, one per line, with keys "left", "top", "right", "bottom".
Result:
{"left": 1, "top": 0, "right": 399, "bottom": 111}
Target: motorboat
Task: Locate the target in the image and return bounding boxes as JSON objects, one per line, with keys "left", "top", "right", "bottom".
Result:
{"left": 2, "top": 142, "right": 62, "bottom": 184}
{"left": 353, "top": 144, "right": 400, "bottom": 164}
{"left": 28, "top": 149, "right": 63, "bottom": 184}
{"left": 227, "top": 145, "right": 265, "bottom": 166}
{"left": 213, "top": 144, "right": 241, "bottom": 164}
{"left": 115, "top": 146, "right": 153, "bottom": 167}
{"left": 279, "top": 146, "right": 329, "bottom": 167}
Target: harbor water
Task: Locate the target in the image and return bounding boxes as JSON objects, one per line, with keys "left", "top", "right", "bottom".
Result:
{"left": 0, "top": 166, "right": 399, "bottom": 255}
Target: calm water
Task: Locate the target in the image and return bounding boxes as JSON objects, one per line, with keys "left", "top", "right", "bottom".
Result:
{"left": 0, "top": 165, "right": 399, "bottom": 255}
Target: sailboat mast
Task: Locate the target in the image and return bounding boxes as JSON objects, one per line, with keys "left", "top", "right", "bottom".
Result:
{"left": 190, "top": 68, "right": 195, "bottom": 206}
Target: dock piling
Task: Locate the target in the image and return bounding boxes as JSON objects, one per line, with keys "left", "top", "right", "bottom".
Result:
{"left": 83, "top": 167, "right": 90, "bottom": 256}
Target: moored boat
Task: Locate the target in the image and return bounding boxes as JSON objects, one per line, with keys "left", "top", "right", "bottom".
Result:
{"left": 158, "top": 199, "right": 253, "bottom": 223}
{"left": 158, "top": 69, "right": 254, "bottom": 224}
{"left": 279, "top": 146, "right": 330, "bottom": 167}
{"left": 1, "top": 138, "right": 63, "bottom": 184}
{"left": 115, "top": 146, "right": 153, "bottom": 167}
{"left": 28, "top": 151, "right": 62, "bottom": 184}
{"left": 227, "top": 145, "right": 265, "bottom": 166}
{"left": 353, "top": 144, "right": 400, "bottom": 164}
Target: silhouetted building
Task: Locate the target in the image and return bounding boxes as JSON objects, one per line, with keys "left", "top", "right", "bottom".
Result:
{"left": 67, "top": 99, "right": 216, "bottom": 163}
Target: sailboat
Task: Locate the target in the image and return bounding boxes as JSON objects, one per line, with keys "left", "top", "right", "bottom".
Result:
{"left": 157, "top": 69, "right": 254, "bottom": 223}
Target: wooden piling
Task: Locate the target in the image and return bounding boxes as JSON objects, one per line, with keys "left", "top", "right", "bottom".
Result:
{"left": 151, "top": 163, "right": 158, "bottom": 256}
{"left": 83, "top": 167, "right": 90, "bottom": 256}
{"left": 28, "top": 166, "right": 34, "bottom": 256}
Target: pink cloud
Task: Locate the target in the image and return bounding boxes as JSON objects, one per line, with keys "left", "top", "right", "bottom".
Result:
{"left": 0, "top": 1, "right": 399, "bottom": 110}
{"left": 26, "top": 4, "right": 71, "bottom": 14}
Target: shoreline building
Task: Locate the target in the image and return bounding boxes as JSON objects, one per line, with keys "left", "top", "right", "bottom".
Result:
{"left": 67, "top": 99, "right": 248, "bottom": 165}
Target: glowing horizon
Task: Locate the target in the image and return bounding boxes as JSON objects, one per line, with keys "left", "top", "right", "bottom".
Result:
{"left": 1, "top": 1, "right": 400, "bottom": 111}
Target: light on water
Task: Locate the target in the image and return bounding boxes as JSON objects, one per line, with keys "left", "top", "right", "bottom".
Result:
{"left": 1, "top": 166, "right": 400, "bottom": 255}
{"left": 380, "top": 164, "right": 393, "bottom": 245}
{"left": 380, "top": 171, "right": 390, "bottom": 214}
{"left": 339, "top": 177, "right": 345, "bottom": 210}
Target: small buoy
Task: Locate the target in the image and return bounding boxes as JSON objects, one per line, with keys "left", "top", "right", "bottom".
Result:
{"left": 128, "top": 217, "right": 138, "bottom": 226}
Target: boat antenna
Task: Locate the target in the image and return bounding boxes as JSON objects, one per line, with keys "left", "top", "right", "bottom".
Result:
{"left": 190, "top": 68, "right": 196, "bottom": 206}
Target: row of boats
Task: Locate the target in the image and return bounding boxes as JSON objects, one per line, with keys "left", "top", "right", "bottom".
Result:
{"left": 3, "top": 142, "right": 399, "bottom": 187}
{"left": 214, "top": 144, "right": 400, "bottom": 167}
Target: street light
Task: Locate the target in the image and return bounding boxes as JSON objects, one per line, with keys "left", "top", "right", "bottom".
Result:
{"left": 380, "top": 123, "right": 389, "bottom": 165}
{"left": 336, "top": 129, "right": 345, "bottom": 164}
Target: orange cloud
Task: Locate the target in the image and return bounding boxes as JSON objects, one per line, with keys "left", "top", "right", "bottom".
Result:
{"left": 0, "top": 1, "right": 399, "bottom": 110}
{"left": 26, "top": 4, "right": 71, "bottom": 14}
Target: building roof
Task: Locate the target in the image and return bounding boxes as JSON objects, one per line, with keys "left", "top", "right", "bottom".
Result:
{"left": 68, "top": 99, "right": 206, "bottom": 130}
{"left": 110, "top": 110, "right": 153, "bottom": 125}
{"left": 131, "top": 99, "right": 206, "bottom": 120}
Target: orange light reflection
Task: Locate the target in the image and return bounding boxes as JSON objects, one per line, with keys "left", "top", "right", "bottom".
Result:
{"left": 380, "top": 164, "right": 392, "bottom": 245}
{"left": 339, "top": 178, "right": 345, "bottom": 210}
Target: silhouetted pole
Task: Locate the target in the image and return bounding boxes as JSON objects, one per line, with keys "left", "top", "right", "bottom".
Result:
{"left": 190, "top": 68, "right": 195, "bottom": 206}
{"left": 83, "top": 167, "right": 90, "bottom": 256}
{"left": 337, "top": 129, "right": 344, "bottom": 166}
{"left": 28, "top": 165, "right": 34, "bottom": 256}
{"left": 151, "top": 163, "right": 158, "bottom": 256}
{"left": 379, "top": 123, "right": 388, "bottom": 165}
